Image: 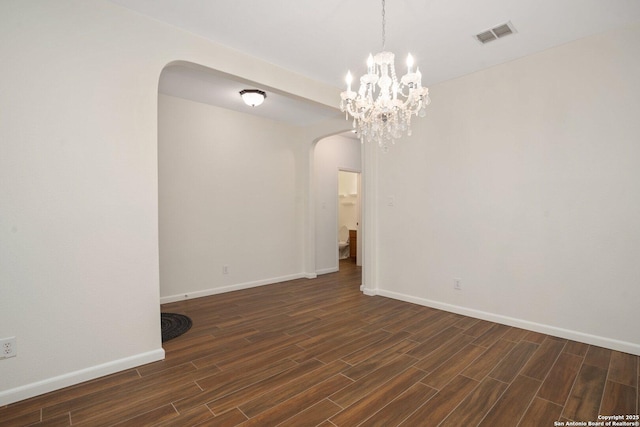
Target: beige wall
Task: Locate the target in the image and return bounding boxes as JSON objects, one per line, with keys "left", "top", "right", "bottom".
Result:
{"left": 0, "top": 0, "right": 340, "bottom": 405}
{"left": 159, "top": 94, "right": 309, "bottom": 302}
{"left": 376, "top": 23, "right": 640, "bottom": 354}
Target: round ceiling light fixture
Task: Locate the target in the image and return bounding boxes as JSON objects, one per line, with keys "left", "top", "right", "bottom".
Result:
{"left": 239, "top": 89, "right": 267, "bottom": 107}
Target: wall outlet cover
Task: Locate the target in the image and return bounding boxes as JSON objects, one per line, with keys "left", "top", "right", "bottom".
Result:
{"left": 1, "top": 337, "right": 17, "bottom": 358}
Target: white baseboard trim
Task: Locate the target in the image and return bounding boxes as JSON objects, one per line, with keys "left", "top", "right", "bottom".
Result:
{"left": 161, "top": 273, "right": 311, "bottom": 304}
{"left": 0, "top": 348, "right": 165, "bottom": 406}
{"left": 304, "top": 273, "right": 318, "bottom": 279}
{"left": 315, "top": 267, "right": 339, "bottom": 276}
{"left": 377, "top": 289, "right": 640, "bottom": 356}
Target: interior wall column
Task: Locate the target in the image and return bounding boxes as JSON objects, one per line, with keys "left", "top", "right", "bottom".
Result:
{"left": 304, "top": 140, "right": 317, "bottom": 278}
{"left": 361, "top": 139, "right": 378, "bottom": 295}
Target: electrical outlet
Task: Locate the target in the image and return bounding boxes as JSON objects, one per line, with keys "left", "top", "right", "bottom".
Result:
{"left": 223, "top": 265, "right": 229, "bottom": 275}
{"left": 0, "top": 337, "right": 17, "bottom": 358}
{"left": 454, "top": 278, "right": 462, "bottom": 291}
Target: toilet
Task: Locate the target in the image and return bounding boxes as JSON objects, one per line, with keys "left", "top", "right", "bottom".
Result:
{"left": 338, "top": 226, "right": 350, "bottom": 259}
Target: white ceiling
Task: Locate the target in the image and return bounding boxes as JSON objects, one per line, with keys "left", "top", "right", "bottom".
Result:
{"left": 111, "top": 0, "right": 640, "bottom": 126}
{"left": 159, "top": 64, "right": 342, "bottom": 126}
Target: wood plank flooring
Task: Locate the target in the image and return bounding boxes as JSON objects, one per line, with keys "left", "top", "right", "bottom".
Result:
{"left": 2, "top": 260, "right": 638, "bottom": 426}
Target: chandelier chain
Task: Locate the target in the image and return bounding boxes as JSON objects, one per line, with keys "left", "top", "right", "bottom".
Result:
{"left": 381, "top": 0, "right": 386, "bottom": 50}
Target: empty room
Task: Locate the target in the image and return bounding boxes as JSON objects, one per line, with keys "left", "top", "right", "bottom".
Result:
{"left": 1, "top": 1, "right": 639, "bottom": 425}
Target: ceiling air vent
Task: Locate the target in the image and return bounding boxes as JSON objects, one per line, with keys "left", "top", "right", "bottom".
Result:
{"left": 475, "top": 21, "right": 516, "bottom": 44}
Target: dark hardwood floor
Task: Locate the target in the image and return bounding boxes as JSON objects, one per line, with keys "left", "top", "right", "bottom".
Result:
{"left": 2, "top": 259, "right": 638, "bottom": 426}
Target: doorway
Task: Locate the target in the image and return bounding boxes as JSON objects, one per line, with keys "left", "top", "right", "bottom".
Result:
{"left": 338, "top": 170, "right": 361, "bottom": 266}
{"left": 312, "top": 132, "right": 362, "bottom": 275}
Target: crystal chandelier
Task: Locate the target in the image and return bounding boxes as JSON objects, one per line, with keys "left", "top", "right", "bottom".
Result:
{"left": 340, "top": 0, "right": 430, "bottom": 150}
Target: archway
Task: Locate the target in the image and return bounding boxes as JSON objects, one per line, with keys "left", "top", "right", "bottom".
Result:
{"left": 311, "top": 133, "right": 362, "bottom": 275}
{"left": 157, "top": 62, "right": 367, "bottom": 311}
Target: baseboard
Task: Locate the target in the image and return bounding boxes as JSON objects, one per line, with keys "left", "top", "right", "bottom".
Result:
{"left": 161, "top": 273, "right": 310, "bottom": 304}
{"left": 377, "top": 289, "right": 640, "bottom": 356}
{"left": 0, "top": 348, "right": 165, "bottom": 406}
{"left": 362, "top": 287, "right": 377, "bottom": 296}
{"left": 315, "top": 267, "right": 339, "bottom": 276}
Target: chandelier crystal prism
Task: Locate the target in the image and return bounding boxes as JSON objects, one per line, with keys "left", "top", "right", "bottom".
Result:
{"left": 340, "top": 0, "right": 430, "bottom": 150}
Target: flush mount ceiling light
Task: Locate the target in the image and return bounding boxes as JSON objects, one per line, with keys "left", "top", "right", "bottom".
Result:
{"left": 239, "top": 89, "right": 266, "bottom": 107}
{"left": 340, "top": 0, "right": 430, "bottom": 150}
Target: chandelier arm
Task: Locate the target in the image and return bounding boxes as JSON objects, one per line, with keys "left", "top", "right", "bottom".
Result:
{"left": 343, "top": 102, "right": 367, "bottom": 121}
{"left": 396, "top": 96, "right": 422, "bottom": 113}
{"left": 395, "top": 86, "right": 410, "bottom": 99}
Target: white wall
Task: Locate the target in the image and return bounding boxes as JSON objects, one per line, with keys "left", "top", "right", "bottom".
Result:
{"left": 159, "top": 94, "right": 308, "bottom": 302}
{"left": 0, "top": 0, "right": 341, "bottom": 405}
{"left": 314, "top": 135, "right": 361, "bottom": 273}
{"left": 376, "top": 24, "right": 640, "bottom": 354}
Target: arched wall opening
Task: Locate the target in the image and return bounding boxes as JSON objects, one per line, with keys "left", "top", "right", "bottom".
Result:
{"left": 157, "top": 61, "right": 357, "bottom": 309}
{"left": 312, "top": 133, "right": 362, "bottom": 275}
